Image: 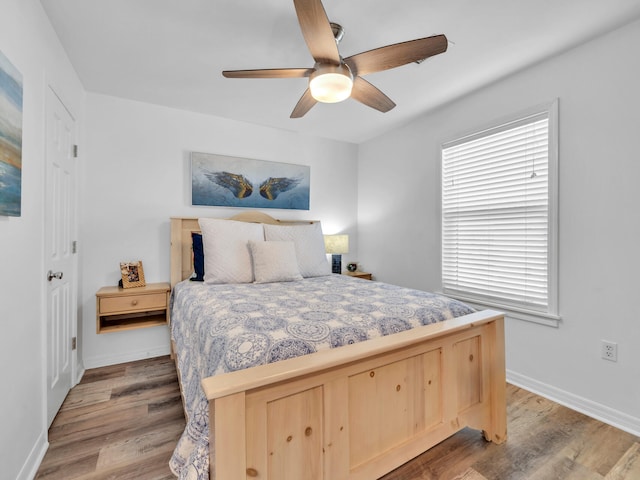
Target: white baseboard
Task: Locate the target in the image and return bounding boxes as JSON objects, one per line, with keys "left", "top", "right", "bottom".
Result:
{"left": 75, "top": 366, "right": 85, "bottom": 386}
{"left": 507, "top": 369, "right": 640, "bottom": 437}
{"left": 17, "top": 430, "right": 48, "bottom": 480}
{"left": 83, "top": 345, "right": 171, "bottom": 369}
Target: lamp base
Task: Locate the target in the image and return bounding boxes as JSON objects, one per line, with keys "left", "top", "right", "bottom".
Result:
{"left": 331, "top": 254, "right": 342, "bottom": 274}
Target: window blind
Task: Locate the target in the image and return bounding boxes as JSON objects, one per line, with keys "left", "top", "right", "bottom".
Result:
{"left": 442, "top": 112, "right": 550, "bottom": 312}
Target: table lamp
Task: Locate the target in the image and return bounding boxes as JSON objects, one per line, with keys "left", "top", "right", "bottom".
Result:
{"left": 324, "top": 234, "right": 349, "bottom": 274}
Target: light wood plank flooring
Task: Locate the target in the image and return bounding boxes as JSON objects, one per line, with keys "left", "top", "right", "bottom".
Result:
{"left": 36, "top": 356, "right": 640, "bottom": 480}
{"left": 36, "top": 356, "right": 184, "bottom": 480}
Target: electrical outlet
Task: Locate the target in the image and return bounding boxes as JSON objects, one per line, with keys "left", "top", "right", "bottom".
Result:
{"left": 601, "top": 340, "right": 618, "bottom": 362}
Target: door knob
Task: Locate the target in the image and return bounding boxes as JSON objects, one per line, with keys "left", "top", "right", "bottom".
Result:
{"left": 47, "top": 270, "right": 64, "bottom": 281}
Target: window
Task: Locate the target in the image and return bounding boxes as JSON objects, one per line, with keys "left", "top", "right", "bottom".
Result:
{"left": 441, "top": 101, "right": 558, "bottom": 321}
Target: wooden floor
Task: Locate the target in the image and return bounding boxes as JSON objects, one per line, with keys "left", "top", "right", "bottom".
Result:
{"left": 36, "top": 356, "right": 640, "bottom": 480}
{"left": 36, "top": 356, "right": 185, "bottom": 480}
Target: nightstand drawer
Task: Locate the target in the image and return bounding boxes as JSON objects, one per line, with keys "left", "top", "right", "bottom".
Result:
{"left": 100, "top": 292, "right": 166, "bottom": 314}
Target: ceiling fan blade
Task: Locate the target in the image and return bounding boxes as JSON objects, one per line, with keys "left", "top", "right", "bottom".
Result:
{"left": 290, "top": 88, "right": 318, "bottom": 118}
{"left": 293, "top": 0, "right": 341, "bottom": 65}
{"left": 222, "top": 68, "right": 313, "bottom": 79}
{"left": 350, "top": 77, "right": 396, "bottom": 113}
{"left": 344, "top": 34, "right": 448, "bottom": 76}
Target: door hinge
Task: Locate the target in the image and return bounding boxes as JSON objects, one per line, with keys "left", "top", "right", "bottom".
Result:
{"left": 72, "top": 240, "right": 77, "bottom": 254}
{"left": 71, "top": 337, "right": 77, "bottom": 350}
{"left": 73, "top": 144, "right": 78, "bottom": 158}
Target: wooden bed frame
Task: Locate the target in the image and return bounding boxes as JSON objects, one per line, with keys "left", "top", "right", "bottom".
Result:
{"left": 170, "top": 213, "right": 507, "bottom": 480}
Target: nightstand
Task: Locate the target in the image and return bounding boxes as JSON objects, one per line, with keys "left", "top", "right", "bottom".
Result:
{"left": 96, "top": 282, "right": 170, "bottom": 333}
{"left": 344, "top": 271, "right": 373, "bottom": 280}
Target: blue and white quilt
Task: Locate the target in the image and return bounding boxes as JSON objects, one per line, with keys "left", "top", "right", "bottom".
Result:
{"left": 169, "top": 275, "right": 474, "bottom": 479}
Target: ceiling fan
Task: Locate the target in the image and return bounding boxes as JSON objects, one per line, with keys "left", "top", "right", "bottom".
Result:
{"left": 222, "top": 0, "right": 448, "bottom": 118}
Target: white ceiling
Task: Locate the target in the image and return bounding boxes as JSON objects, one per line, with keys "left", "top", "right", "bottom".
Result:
{"left": 40, "top": 0, "right": 640, "bottom": 144}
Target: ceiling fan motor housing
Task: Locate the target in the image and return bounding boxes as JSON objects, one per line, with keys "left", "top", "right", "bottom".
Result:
{"left": 330, "top": 22, "right": 345, "bottom": 43}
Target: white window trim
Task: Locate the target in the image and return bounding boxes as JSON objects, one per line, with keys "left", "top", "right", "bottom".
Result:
{"left": 439, "top": 99, "right": 560, "bottom": 327}
{"left": 440, "top": 293, "right": 561, "bottom": 328}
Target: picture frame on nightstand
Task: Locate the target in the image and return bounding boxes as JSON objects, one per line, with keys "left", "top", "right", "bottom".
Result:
{"left": 119, "top": 261, "right": 146, "bottom": 288}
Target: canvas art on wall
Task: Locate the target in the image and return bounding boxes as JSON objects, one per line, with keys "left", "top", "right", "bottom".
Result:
{"left": 191, "top": 152, "right": 310, "bottom": 210}
{"left": 0, "top": 50, "right": 23, "bottom": 217}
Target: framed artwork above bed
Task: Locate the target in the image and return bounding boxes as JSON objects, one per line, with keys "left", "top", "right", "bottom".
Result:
{"left": 191, "top": 152, "right": 310, "bottom": 210}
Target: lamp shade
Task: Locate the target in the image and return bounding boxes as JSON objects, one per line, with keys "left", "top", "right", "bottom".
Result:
{"left": 324, "top": 234, "right": 349, "bottom": 254}
{"left": 309, "top": 64, "right": 353, "bottom": 103}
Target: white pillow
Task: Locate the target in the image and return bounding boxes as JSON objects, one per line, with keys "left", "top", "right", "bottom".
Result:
{"left": 248, "top": 241, "right": 303, "bottom": 283}
{"left": 263, "top": 222, "right": 331, "bottom": 277}
{"left": 198, "top": 218, "right": 264, "bottom": 284}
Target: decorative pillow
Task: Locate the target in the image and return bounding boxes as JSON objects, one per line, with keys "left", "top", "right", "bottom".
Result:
{"left": 263, "top": 222, "right": 331, "bottom": 277}
{"left": 191, "top": 232, "right": 205, "bottom": 281}
{"left": 248, "top": 241, "right": 303, "bottom": 284}
{"left": 198, "top": 218, "right": 264, "bottom": 284}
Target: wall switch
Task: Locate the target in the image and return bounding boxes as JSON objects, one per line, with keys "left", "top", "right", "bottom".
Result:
{"left": 601, "top": 340, "right": 618, "bottom": 362}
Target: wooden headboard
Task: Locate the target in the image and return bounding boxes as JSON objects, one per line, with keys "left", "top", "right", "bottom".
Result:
{"left": 170, "top": 211, "right": 315, "bottom": 287}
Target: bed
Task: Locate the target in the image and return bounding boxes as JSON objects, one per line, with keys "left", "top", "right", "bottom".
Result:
{"left": 169, "top": 212, "right": 506, "bottom": 480}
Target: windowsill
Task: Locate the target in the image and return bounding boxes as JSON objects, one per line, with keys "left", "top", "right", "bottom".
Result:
{"left": 441, "top": 293, "right": 561, "bottom": 328}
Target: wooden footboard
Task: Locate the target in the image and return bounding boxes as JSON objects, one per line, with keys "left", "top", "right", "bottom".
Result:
{"left": 202, "top": 309, "right": 506, "bottom": 480}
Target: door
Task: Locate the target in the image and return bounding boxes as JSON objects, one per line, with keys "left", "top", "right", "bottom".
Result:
{"left": 45, "top": 86, "right": 77, "bottom": 427}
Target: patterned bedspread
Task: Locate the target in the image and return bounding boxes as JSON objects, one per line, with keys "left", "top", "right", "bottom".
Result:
{"left": 169, "top": 275, "right": 474, "bottom": 479}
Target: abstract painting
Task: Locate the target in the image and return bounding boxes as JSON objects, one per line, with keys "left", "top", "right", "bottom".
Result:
{"left": 191, "top": 152, "right": 310, "bottom": 210}
{"left": 0, "top": 50, "right": 22, "bottom": 217}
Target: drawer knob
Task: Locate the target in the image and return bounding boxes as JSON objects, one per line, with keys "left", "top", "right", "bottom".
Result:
{"left": 131, "top": 299, "right": 138, "bottom": 306}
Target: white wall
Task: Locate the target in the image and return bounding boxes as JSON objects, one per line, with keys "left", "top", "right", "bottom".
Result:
{"left": 80, "top": 93, "right": 359, "bottom": 368}
{"left": 0, "top": 1, "right": 85, "bottom": 479}
{"left": 3, "top": 4, "right": 636, "bottom": 478}
{"left": 358, "top": 19, "right": 640, "bottom": 434}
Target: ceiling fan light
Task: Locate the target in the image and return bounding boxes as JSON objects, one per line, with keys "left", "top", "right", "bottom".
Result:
{"left": 309, "top": 64, "right": 353, "bottom": 103}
